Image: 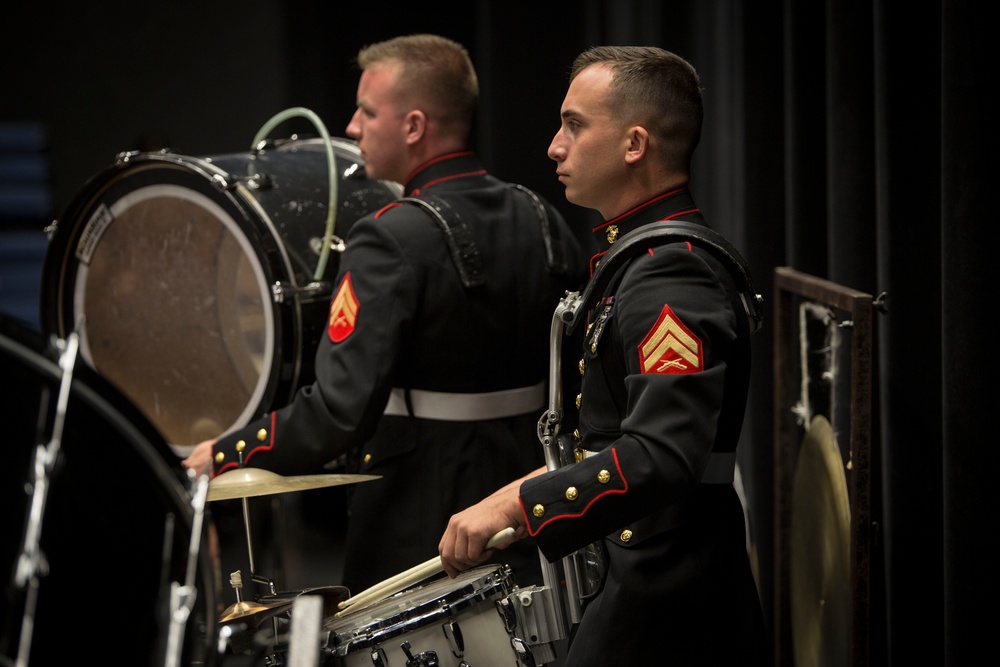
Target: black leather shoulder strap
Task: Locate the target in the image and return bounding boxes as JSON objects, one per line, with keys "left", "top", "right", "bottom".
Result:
{"left": 399, "top": 194, "right": 484, "bottom": 288}
{"left": 509, "top": 183, "right": 568, "bottom": 274}
{"left": 564, "top": 220, "right": 764, "bottom": 334}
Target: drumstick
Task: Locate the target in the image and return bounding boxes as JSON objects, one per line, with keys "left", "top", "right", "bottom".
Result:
{"left": 335, "top": 527, "right": 515, "bottom": 615}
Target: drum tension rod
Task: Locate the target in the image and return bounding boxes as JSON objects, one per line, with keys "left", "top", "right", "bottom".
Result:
{"left": 272, "top": 281, "right": 331, "bottom": 304}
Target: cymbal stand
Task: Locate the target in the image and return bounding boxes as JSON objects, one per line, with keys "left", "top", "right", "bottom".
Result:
{"left": 12, "top": 331, "right": 79, "bottom": 667}
{"left": 163, "top": 469, "right": 210, "bottom": 667}
{"left": 232, "top": 447, "right": 277, "bottom": 595}
{"left": 230, "top": 449, "right": 282, "bottom": 646}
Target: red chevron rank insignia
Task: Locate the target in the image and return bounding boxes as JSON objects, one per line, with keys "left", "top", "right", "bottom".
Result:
{"left": 638, "top": 304, "right": 703, "bottom": 374}
{"left": 328, "top": 272, "right": 359, "bottom": 343}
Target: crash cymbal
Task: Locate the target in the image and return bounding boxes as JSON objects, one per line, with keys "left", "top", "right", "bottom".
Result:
{"left": 219, "top": 598, "right": 295, "bottom": 627}
{"left": 790, "top": 414, "right": 851, "bottom": 667}
{"left": 259, "top": 585, "right": 351, "bottom": 618}
{"left": 207, "top": 468, "right": 380, "bottom": 501}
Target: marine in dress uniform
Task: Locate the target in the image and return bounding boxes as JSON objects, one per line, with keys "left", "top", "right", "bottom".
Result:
{"left": 520, "top": 187, "right": 770, "bottom": 665}
{"left": 210, "top": 151, "right": 590, "bottom": 594}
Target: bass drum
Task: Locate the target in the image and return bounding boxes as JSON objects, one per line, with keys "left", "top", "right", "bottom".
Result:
{"left": 39, "top": 137, "right": 400, "bottom": 448}
{"left": 0, "top": 314, "right": 220, "bottom": 665}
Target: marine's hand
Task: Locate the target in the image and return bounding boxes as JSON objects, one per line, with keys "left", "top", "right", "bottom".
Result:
{"left": 182, "top": 439, "right": 216, "bottom": 477}
{"left": 438, "top": 481, "right": 526, "bottom": 578}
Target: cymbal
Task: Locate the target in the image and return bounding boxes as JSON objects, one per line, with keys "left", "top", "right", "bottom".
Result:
{"left": 207, "top": 468, "right": 380, "bottom": 501}
{"left": 218, "top": 598, "right": 294, "bottom": 627}
{"left": 259, "top": 585, "right": 351, "bottom": 618}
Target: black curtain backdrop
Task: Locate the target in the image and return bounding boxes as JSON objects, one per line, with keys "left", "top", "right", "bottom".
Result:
{"left": 2, "top": 1, "right": 995, "bottom": 665}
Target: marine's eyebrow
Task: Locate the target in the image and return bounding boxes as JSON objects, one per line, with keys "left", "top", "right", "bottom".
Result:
{"left": 560, "top": 108, "right": 584, "bottom": 122}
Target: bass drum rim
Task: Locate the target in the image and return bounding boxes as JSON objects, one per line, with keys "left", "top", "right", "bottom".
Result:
{"left": 38, "top": 137, "right": 399, "bottom": 448}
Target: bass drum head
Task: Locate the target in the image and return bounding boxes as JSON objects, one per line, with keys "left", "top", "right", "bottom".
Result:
{"left": 0, "top": 315, "right": 220, "bottom": 665}
{"left": 39, "top": 138, "right": 400, "bottom": 448}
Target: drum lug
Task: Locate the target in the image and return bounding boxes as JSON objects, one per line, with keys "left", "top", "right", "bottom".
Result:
{"left": 369, "top": 646, "right": 388, "bottom": 666}
{"left": 496, "top": 596, "right": 518, "bottom": 633}
{"left": 401, "top": 639, "right": 440, "bottom": 666}
{"left": 442, "top": 620, "right": 465, "bottom": 657}
{"left": 511, "top": 638, "right": 538, "bottom": 667}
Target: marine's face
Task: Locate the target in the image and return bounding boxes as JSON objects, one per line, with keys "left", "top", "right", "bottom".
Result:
{"left": 547, "top": 63, "right": 629, "bottom": 220}
{"left": 346, "top": 63, "right": 410, "bottom": 184}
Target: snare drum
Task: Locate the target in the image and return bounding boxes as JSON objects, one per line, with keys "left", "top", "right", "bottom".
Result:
{"left": 39, "top": 138, "right": 400, "bottom": 447}
{"left": 324, "top": 565, "right": 520, "bottom": 666}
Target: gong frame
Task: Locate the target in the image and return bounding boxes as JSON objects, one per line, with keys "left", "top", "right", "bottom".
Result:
{"left": 772, "top": 267, "right": 875, "bottom": 667}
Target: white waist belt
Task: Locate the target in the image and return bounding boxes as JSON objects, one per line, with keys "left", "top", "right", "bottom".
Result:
{"left": 383, "top": 381, "right": 546, "bottom": 421}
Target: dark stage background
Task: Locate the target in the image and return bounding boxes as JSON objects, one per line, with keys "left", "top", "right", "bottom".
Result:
{"left": 1, "top": 1, "right": 995, "bottom": 665}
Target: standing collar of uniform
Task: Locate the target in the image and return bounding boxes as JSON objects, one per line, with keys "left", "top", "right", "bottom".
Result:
{"left": 591, "top": 187, "right": 703, "bottom": 255}
{"left": 404, "top": 151, "right": 487, "bottom": 196}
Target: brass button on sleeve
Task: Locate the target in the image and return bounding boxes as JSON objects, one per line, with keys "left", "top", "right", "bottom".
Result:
{"left": 363, "top": 454, "right": 372, "bottom": 464}
{"left": 565, "top": 487, "right": 578, "bottom": 501}
{"left": 214, "top": 451, "right": 225, "bottom": 464}
{"left": 256, "top": 428, "right": 268, "bottom": 441}
{"left": 597, "top": 470, "right": 611, "bottom": 484}
{"left": 619, "top": 529, "right": 633, "bottom": 543}
{"left": 235, "top": 440, "right": 246, "bottom": 452}
{"left": 532, "top": 504, "right": 545, "bottom": 518}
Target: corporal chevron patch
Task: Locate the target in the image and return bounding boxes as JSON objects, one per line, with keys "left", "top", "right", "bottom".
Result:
{"left": 638, "top": 304, "right": 703, "bottom": 374}
{"left": 328, "top": 272, "right": 359, "bottom": 343}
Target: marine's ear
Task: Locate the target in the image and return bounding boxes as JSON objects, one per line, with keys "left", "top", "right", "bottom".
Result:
{"left": 624, "top": 125, "right": 649, "bottom": 165}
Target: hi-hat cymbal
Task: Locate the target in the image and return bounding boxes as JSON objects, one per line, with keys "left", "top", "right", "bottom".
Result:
{"left": 219, "top": 598, "right": 295, "bottom": 627}
{"left": 207, "top": 468, "right": 380, "bottom": 501}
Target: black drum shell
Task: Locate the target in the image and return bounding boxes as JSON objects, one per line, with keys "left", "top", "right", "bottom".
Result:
{"left": 0, "top": 315, "right": 220, "bottom": 666}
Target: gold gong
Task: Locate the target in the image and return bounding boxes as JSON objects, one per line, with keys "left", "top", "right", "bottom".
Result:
{"left": 790, "top": 414, "right": 852, "bottom": 666}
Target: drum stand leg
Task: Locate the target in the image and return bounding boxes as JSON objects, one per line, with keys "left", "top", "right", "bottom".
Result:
{"left": 10, "top": 332, "right": 79, "bottom": 667}
{"left": 162, "top": 470, "right": 211, "bottom": 667}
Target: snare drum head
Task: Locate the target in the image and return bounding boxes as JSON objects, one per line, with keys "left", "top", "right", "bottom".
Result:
{"left": 39, "top": 138, "right": 400, "bottom": 447}
{"left": 0, "top": 315, "right": 220, "bottom": 665}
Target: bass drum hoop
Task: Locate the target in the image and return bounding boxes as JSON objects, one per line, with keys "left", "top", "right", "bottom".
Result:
{"left": 39, "top": 138, "right": 398, "bottom": 448}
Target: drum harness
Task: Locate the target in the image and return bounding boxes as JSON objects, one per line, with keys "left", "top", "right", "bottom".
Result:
{"left": 382, "top": 184, "right": 568, "bottom": 423}
{"left": 537, "top": 219, "right": 764, "bottom": 634}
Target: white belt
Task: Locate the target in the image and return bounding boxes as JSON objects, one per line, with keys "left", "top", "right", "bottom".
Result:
{"left": 383, "top": 381, "right": 546, "bottom": 421}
